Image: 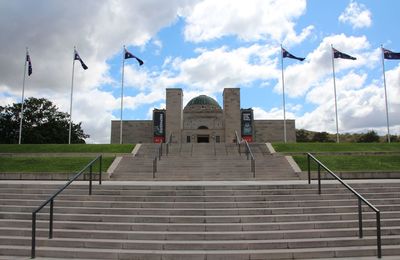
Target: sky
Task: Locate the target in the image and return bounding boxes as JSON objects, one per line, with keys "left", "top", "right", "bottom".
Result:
{"left": 0, "top": 0, "right": 399, "bottom": 143}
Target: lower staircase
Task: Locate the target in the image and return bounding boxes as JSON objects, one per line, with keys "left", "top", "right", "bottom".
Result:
{"left": 1, "top": 181, "right": 400, "bottom": 259}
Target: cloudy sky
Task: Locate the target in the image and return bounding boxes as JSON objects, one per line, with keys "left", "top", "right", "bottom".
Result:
{"left": 1, "top": 0, "right": 399, "bottom": 143}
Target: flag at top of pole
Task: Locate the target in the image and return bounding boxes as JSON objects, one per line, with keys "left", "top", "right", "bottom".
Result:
{"left": 74, "top": 50, "right": 88, "bottom": 70}
{"left": 333, "top": 48, "right": 357, "bottom": 60}
{"left": 26, "top": 50, "right": 32, "bottom": 76}
{"left": 383, "top": 48, "right": 400, "bottom": 60}
{"left": 282, "top": 47, "right": 305, "bottom": 61}
{"left": 124, "top": 49, "right": 144, "bottom": 66}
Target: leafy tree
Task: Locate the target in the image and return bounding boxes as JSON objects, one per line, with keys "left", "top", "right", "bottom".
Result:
{"left": 311, "top": 131, "right": 333, "bottom": 142}
{"left": 357, "top": 130, "right": 380, "bottom": 143}
{"left": 0, "top": 97, "right": 89, "bottom": 144}
{"left": 296, "top": 129, "right": 310, "bottom": 142}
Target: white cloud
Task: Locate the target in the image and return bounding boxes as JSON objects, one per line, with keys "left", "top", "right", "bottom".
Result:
{"left": 339, "top": 0, "right": 372, "bottom": 29}
{"left": 183, "top": 0, "right": 311, "bottom": 44}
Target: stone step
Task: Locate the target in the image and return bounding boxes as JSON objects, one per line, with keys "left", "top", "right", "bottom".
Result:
{"left": 1, "top": 244, "right": 399, "bottom": 259}
{"left": 2, "top": 218, "right": 398, "bottom": 232}
{"left": 1, "top": 225, "right": 398, "bottom": 240}
{"left": 2, "top": 234, "right": 400, "bottom": 251}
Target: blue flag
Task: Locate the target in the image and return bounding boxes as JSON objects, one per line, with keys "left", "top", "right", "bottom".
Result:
{"left": 333, "top": 48, "right": 356, "bottom": 60}
{"left": 124, "top": 49, "right": 144, "bottom": 66}
{"left": 26, "top": 53, "right": 32, "bottom": 76}
{"left": 383, "top": 48, "right": 400, "bottom": 60}
{"left": 282, "top": 47, "right": 305, "bottom": 61}
{"left": 74, "top": 50, "right": 88, "bottom": 70}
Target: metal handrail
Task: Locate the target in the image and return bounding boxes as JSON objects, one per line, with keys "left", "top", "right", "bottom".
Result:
{"left": 31, "top": 155, "right": 102, "bottom": 258}
{"left": 234, "top": 131, "right": 241, "bottom": 154}
{"left": 307, "top": 153, "right": 381, "bottom": 258}
{"left": 153, "top": 143, "right": 162, "bottom": 178}
{"left": 166, "top": 132, "right": 172, "bottom": 156}
{"left": 243, "top": 140, "right": 256, "bottom": 177}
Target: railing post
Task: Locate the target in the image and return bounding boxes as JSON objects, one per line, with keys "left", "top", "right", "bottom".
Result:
{"left": 317, "top": 164, "right": 321, "bottom": 195}
{"left": 49, "top": 199, "right": 54, "bottom": 239}
{"left": 166, "top": 143, "right": 169, "bottom": 156}
{"left": 153, "top": 157, "right": 156, "bottom": 178}
{"left": 99, "top": 155, "right": 102, "bottom": 185}
{"left": 307, "top": 154, "right": 311, "bottom": 184}
{"left": 252, "top": 159, "right": 255, "bottom": 178}
{"left": 89, "top": 165, "right": 92, "bottom": 195}
{"left": 358, "top": 198, "right": 363, "bottom": 238}
{"left": 377, "top": 211, "right": 382, "bottom": 258}
{"left": 31, "top": 212, "right": 36, "bottom": 258}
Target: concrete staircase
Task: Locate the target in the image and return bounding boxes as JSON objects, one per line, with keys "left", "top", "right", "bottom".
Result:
{"left": 1, "top": 181, "right": 400, "bottom": 259}
{"left": 111, "top": 142, "right": 299, "bottom": 180}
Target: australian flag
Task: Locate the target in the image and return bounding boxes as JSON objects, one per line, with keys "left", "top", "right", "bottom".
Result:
{"left": 333, "top": 48, "right": 356, "bottom": 60}
{"left": 383, "top": 48, "right": 400, "bottom": 60}
{"left": 26, "top": 52, "right": 32, "bottom": 76}
{"left": 74, "top": 50, "right": 88, "bottom": 70}
{"left": 282, "top": 47, "right": 305, "bottom": 61}
{"left": 124, "top": 49, "right": 144, "bottom": 66}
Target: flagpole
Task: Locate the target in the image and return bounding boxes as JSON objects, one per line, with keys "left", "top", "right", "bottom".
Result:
{"left": 18, "top": 47, "right": 28, "bottom": 145}
{"left": 69, "top": 47, "right": 76, "bottom": 145}
{"left": 381, "top": 45, "right": 391, "bottom": 143}
{"left": 280, "top": 44, "right": 287, "bottom": 143}
{"left": 120, "top": 46, "right": 125, "bottom": 144}
{"left": 331, "top": 45, "right": 340, "bottom": 143}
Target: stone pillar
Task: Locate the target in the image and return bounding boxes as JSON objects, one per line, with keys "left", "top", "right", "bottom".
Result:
{"left": 223, "top": 88, "right": 241, "bottom": 143}
{"left": 166, "top": 88, "right": 183, "bottom": 143}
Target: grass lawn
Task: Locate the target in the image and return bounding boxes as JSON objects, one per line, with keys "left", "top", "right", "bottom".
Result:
{"left": 0, "top": 144, "right": 134, "bottom": 153}
{"left": 293, "top": 155, "right": 400, "bottom": 172}
{"left": 0, "top": 157, "right": 115, "bottom": 173}
{"left": 273, "top": 143, "right": 400, "bottom": 153}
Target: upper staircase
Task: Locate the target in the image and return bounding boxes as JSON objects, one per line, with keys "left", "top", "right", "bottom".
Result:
{"left": 111, "top": 142, "right": 299, "bottom": 181}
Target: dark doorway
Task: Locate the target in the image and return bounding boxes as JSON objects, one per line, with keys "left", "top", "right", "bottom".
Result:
{"left": 197, "top": 135, "right": 209, "bottom": 143}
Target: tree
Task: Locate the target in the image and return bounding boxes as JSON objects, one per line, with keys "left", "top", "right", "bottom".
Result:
{"left": 296, "top": 129, "right": 310, "bottom": 142}
{"left": 0, "top": 97, "right": 89, "bottom": 144}
{"left": 311, "top": 131, "right": 333, "bottom": 142}
{"left": 357, "top": 130, "right": 379, "bottom": 143}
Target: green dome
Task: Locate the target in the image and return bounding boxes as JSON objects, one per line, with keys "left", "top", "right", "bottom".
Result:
{"left": 185, "top": 95, "right": 221, "bottom": 109}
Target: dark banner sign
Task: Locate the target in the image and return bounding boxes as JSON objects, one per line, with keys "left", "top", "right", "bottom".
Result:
{"left": 241, "top": 109, "right": 253, "bottom": 142}
{"left": 153, "top": 109, "right": 166, "bottom": 143}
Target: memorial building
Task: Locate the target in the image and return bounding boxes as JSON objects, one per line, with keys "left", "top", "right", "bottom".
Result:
{"left": 110, "top": 88, "right": 295, "bottom": 143}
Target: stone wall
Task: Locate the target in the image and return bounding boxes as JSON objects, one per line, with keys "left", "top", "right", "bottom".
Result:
{"left": 253, "top": 120, "right": 296, "bottom": 143}
{"left": 110, "top": 120, "right": 153, "bottom": 144}
{"left": 166, "top": 88, "right": 183, "bottom": 143}
{"left": 223, "top": 88, "right": 241, "bottom": 143}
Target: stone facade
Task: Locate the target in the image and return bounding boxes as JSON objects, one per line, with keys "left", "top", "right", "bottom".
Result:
{"left": 253, "top": 120, "right": 296, "bottom": 143}
{"left": 110, "top": 88, "right": 296, "bottom": 144}
{"left": 110, "top": 120, "right": 153, "bottom": 144}
{"left": 166, "top": 88, "right": 183, "bottom": 143}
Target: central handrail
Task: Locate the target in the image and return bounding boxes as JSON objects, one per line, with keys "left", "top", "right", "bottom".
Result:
{"left": 31, "top": 155, "right": 102, "bottom": 258}
{"left": 234, "top": 131, "right": 255, "bottom": 177}
{"left": 165, "top": 132, "right": 172, "bottom": 156}
{"left": 307, "top": 153, "right": 381, "bottom": 258}
{"left": 153, "top": 143, "right": 162, "bottom": 178}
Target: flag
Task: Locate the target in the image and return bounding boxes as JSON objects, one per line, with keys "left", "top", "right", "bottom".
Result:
{"left": 282, "top": 47, "right": 305, "bottom": 61}
{"left": 333, "top": 48, "right": 356, "bottom": 60}
{"left": 124, "top": 49, "right": 144, "bottom": 66}
{"left": 26, "top": 52, "right": 32, "bottom": 76}
{"left": 383, "top": 48, "right": 400, "bottom": 60}
{"left": 74, "top": 50, "right": 88, "bottom": 70}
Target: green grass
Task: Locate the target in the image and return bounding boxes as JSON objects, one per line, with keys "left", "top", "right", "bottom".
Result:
{"left": 0, "top": 157, "right": 115, "bottom": 173}
{"left": 273, "top": 143, "right": 400, "bottom": 153}
{"left": 0, "top": 144, "right": 134, "bottom": 153}
{"left": 293, "top": 155, "right": 400, "bottom": 172}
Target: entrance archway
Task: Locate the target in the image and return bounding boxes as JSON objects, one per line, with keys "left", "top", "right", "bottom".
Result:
{"left": 197, "top": 135, "right": 209, "bottom": 143}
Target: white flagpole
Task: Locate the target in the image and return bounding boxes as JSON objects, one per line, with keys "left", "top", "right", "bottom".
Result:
{"left": 18, "top": 47, "right": 28, "bottom": 145}
{"left": 68, "top": 46, "right": 76, "bottom": 144}
{"left": 331, "top": 45, "right": 340, "bottom": 143}
{"left": 280, "top": 44, "right": 287, "bottom": 143}
{"left": 120, "top": 46, "right": 126, "bottom": 144}
{"left": 381, "top": 45, "right": 391, "bottom": 143}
